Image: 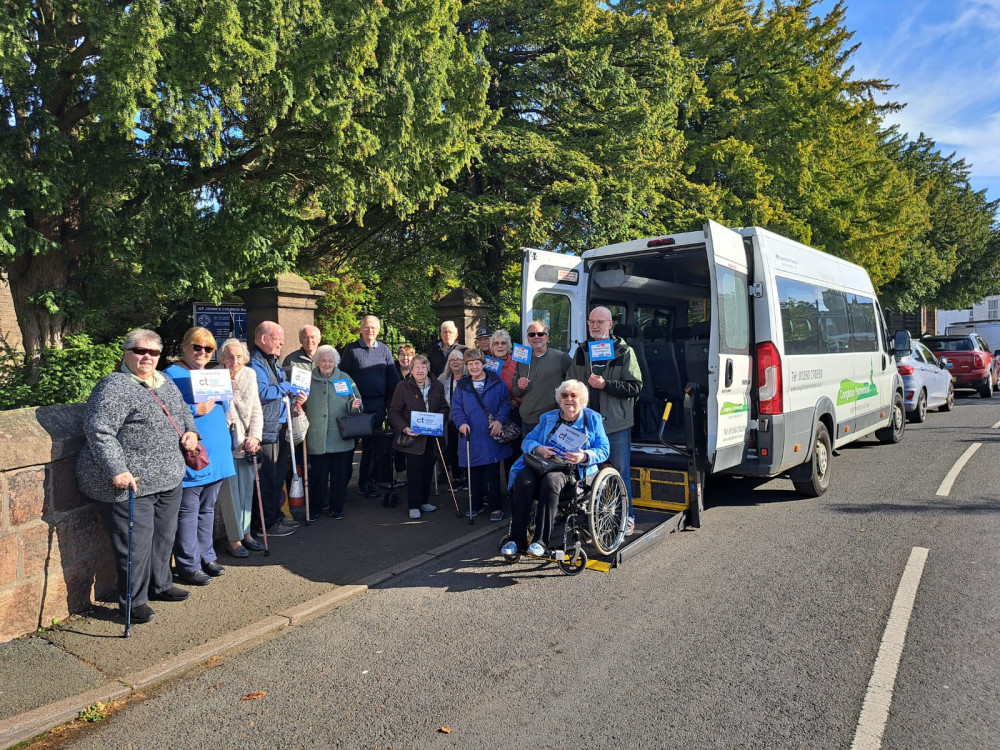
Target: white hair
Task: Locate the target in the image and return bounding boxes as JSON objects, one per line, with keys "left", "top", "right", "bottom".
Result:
{"left": 440, "top": 320, "right": 458, "bottom": 333}
{"left": 219, "top": 337, "right": 250, "bottom": 360}
{"left": 554, "top": 379, "right": 589, "bottom": 407}
{"left": 315, "top": 344, "right": 340, "bottom": 367}
{"left": 122, "top": 328, "right": 162, "bottom": 351}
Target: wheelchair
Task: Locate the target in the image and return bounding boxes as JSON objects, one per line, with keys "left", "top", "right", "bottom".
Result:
{"left": 500, "top": 466, "right": 629, "bottom": 575}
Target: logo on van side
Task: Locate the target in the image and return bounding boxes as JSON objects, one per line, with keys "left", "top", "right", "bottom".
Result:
{"left": 720, "top": 400, "right": 749, "bottom": 415}
{"left": 837, "top": 363, "right": 878, "bottom": 405}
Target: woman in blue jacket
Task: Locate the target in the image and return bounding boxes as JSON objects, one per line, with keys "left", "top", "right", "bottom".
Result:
{"left": 451, "top": 348, "right": 512, "bottom": 521}
{"left": 502, "top": 379, "right": 609, "bottom": 557}
{"left": 164, "top": 327, "right": 236, "bottom": 586}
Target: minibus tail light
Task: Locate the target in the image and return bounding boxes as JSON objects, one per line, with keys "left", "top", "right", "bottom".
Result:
{"left": 757, "top": 341, "right": 782, "bottom": 415}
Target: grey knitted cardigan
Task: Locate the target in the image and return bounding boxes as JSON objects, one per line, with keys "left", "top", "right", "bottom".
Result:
{"left": 76, "top": 370, "right": 197, "bottom": 503}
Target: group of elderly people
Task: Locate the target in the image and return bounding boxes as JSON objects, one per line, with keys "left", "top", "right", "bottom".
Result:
{"left": 78, "top": 308, "right": 641, "bottom": 624}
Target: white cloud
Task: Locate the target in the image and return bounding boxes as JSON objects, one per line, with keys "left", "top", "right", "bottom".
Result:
{"left": 838, "top": 0, "right": 1000, "bottom": 181}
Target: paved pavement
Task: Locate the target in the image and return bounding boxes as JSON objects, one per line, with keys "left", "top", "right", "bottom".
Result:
{"left": 0, "top": 473, "right": 506, "bottom": 750}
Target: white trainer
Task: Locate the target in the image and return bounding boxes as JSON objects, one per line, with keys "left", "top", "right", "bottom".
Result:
{"left": 408, "top": 508, "right": 421, "bottom": 520}
{"left": 420, "top": 503, "right": 437, "bottom": 513}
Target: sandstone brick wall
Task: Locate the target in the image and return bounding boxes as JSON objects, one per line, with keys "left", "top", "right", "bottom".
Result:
{"left": 0, "top": 405, "right": 116, "bottom": 642}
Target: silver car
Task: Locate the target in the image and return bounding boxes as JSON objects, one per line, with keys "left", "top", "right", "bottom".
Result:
{"left": 898, "top": 341, "right": 954, "bottom": 422}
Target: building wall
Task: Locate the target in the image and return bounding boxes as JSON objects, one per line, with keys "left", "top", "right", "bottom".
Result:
{"left": 0, "top": 272, "right": 23, "bottom": 350}
{"left": 0, "top": 405, "right": 116, "bottom": 642}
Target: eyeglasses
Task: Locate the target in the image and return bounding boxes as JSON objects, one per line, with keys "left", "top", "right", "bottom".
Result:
{"left": 128, "top": 347, "right": 161, "bottom": 357}
{"left": 588, "top": 319, "right": 612, "bottom": 325}
{"left": 559, "top": 392, "right": 579, "bottom": 399}
{"left": 527, "top": 331, "right": 548, "bottom": 338}
{"left": 190, "top": 344, "right": 215, "bottom": 353}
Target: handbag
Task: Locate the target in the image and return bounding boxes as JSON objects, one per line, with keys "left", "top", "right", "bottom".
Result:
{"left": 523, "top": 451, "right": 568, "bottom": 475}
{"left": 394, "top": 431, "right": 417, "bottom": 449}
{"left": 468, "top": 385, "right": 521, "bottom": 445}
{"left": 337, "top": 408, "right": 375, "bottom": 439}
{"left": 289, "top": 409, "right": 309, "bottom": 445}
{"left": 147, "top": 389, "right": 211, "bottom": 471}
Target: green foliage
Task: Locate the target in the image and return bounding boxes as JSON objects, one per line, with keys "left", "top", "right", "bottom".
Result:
{"left": 300, "top": 272, "right": 373, "bottom": 350}
{"left": 1, "top": 0, "right": 492, "bottom": 354}
{"left": 0, "top": 335, "right": 120, "bottom": 410}
{"left": 78, "top": 702, "right": 109, "bottom": 723}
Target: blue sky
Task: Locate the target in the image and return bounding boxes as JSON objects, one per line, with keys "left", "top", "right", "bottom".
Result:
{"left": 818, "top": 0, "right": 1000, "bottom": 206}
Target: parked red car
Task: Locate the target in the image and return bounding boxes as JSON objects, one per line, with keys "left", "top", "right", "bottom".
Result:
{"left": 922, "top": 334, "right": 999, "bottom": 398}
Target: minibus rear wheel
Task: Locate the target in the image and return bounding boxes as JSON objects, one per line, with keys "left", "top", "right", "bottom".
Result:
{"left": 792, "top": 422, "right": 832, "bottom": 497}
{"left": 875, "top": 391, "right": 906, "bottom": 444}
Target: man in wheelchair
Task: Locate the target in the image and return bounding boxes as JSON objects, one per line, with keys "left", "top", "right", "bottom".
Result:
{"left": 502, "top": 379, "right": 610, "bottom": 558}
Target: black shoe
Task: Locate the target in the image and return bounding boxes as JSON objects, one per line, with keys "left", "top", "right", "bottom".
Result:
{"left": 202, "top": 561, "right": 226, "bottom": 577}
{"left": 263, "top": 520, "right": 296, "bottom": 537}
{"left": 361, "top": 482, "right": 380, "bottom": 498}
{"left": 307, "top": 513, "right": 320, "bottom": 522}
{"left": 176, "top": 569, "right": 212, "bottom": 586}
{"left": 121, "top": 603, "right": 155, "bottom": 623}
{"left": 242, "top": 537, "right": 265, "bottom": 552}
{"left": 328, "top": 511, "right": 344, "bottom": 520}
{"left": 149, "top": 586, "right": 190, "bottom": 602}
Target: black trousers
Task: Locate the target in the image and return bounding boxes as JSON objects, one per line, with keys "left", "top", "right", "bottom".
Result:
{"left": 509, "top": 468, "right": 573, "bottom": 549}
{"left": 254, "top": 429, "right": 291, "bottom": 529}
{"left": 469, "top": 462, "right": 502, "bottom": 513}
{"left": 309, "top": 451, "right": 352, "bottom": 514}
{"left": 95, "top": 485, "right": 183, "bottom": 609}
{"left": 351, "top": 406, "right": 386, "bottom": 488}
{"left": 405, "top": 443, "right": 436, "bottom": 510}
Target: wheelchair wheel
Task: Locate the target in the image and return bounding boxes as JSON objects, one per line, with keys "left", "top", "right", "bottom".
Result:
{"left": 587, "top": 467, "right": 628, "bottom": 556}
{"left": 557, "top": 547, "right": 587, "bottom": 576}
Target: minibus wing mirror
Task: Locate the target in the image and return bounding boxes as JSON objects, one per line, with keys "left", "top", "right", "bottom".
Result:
{"left": 892, "top": 330, "right": 911, "bottom": 357}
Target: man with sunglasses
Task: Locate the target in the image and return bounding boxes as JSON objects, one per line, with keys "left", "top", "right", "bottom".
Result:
{"left": 567, "top": 306, "right": 643, "bottom": 535}
{"left": 511, "top": 321, "right": 572, "bottom": 436}
{"left": 249, "top": 321, "right": 304, "bottom": 537}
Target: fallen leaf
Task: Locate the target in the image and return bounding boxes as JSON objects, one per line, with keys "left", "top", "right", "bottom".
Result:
{"left": 439, "top": 726, "right": 452, "bottom": 734}
{"left": 241, "top": 691, "right": 267, "bottom": 701}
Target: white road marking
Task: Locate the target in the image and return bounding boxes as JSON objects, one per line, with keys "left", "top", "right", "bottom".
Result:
{"left": 991, "top": 419, "right": 1000, "bottom": 429}
{"left": 935, "top": 442, "right": 982, "bottom": 496}
{"left": 850, "top": 547, "right": 930, "bottom": 750}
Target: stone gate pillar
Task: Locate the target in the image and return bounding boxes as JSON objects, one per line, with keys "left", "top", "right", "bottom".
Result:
{"left": 238, "top": 273, "right": 325, "bottom": 360}
{"left": 431, "top": 288, "right": 493, "bottom": 347}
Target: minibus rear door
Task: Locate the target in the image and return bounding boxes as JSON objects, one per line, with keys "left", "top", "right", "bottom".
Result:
{"left": 521, "top": 248, "right": 588, "bottom": 354}
{"left": 704, "top": 221, "right": 752, "bottom": 472}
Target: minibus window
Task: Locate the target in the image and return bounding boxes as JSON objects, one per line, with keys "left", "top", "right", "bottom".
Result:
{"left": 530, "top": 292, "right": 572, "bottom": 352}
{"left": 715, "top": 265, "right": 749, "bottom": 354}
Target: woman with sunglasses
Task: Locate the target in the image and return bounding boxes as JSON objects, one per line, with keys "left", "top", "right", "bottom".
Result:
{"left": 77, "top": 329, "right": 200, "bottom": 625}
{"left": 164, "top": 327, "right": 236, "bottom": 586}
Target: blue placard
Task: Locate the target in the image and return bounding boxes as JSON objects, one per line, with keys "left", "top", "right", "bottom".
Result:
{"left": 512, "top": 344, "right": 532, "bottom": 365}
{"left": 332, "top": 379, "right": 353, "bottom": 396}
{"left": 288, "top": 365, "right": 312, "bottom": 397}
{"left": 484, "top": 356, "right": 502, "bottom": 374}
{"left": 410, "top": 411, "right": 444, "bottom": 437}
{"left": 588, "top": 339, "right": 615, "bottom": 362}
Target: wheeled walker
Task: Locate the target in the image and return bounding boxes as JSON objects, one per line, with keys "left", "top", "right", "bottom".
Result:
{"left": 499, "top": 466, "right": 629, "bottom": 575}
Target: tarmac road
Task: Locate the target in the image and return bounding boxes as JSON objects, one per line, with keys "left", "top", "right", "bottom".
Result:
{"left": 36, "top": 394, "right": 1000, "bottom": 749}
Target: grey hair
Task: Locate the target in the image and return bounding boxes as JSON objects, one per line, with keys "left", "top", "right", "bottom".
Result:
{"left": 219, "top": 337, "right": 250, "bottom": 361}
{"left": 440, "top": 320, "right": 458, "bottom": 333}
{"left": 446, "top": 348, "right": 465, "bottom": 362}
{"left": 315, "top": 344, "right": 340, "bottom": 367}
{"left": 298, "top": 324, "right": 320, "bottom": 339}
{"left": 554, "top": 379, "right": 589, "bottom": 407}
{"left": 491, "top": 329, "right": 512, "bottom": 349}
{"left": 528, "top": 319, "right": 549, "bottom": 333}
{"left": 123, "top": 328, "right": 162, "bottom": 351}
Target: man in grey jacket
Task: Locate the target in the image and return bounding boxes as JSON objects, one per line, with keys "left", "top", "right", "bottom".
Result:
{"left": 567, "top": 307, "right": 643, "bottom": 534}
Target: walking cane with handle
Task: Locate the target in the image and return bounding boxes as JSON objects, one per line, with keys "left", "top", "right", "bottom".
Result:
{"left": 251, "top": 454, "right": 270, "bottom": 556}
{"left": 465, "top": 429, "right": 474, "bottom": 525}
{"left": 433, "top": 437, "right": 461, "bottom": 516}
{"left": 124, "top": 487, "right": 135, "bottom": 638}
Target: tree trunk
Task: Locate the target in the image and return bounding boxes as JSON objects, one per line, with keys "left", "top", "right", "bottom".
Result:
{"left": 6, "top": 252, "right": 78, "bottom": 359}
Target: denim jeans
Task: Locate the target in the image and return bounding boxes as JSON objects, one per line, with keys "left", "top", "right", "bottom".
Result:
{"left": 606, "top": 428, "right": 634, "bottom": 518}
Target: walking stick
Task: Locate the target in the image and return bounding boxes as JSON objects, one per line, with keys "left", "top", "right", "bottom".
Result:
{"left": 466, "top": 430, "right": 474, "bottom": 525}
{"left": 251, "top": 454, "right": 270, "bottom": 556}
{"left": 284, "top": 396, "right": 308, "bottom": 526}
{"left": 301, "top": 431, "right": 311, "bottom": 524}
{"left": 433, "top": 437, "right": 461, "bottom": 516}
{"left": 124, "top": 486, "right": 135, "bottom": 638}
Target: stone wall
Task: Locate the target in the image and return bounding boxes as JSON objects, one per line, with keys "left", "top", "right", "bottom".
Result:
{"left": 0, "top": 405, "right": 115, "bottom": 642}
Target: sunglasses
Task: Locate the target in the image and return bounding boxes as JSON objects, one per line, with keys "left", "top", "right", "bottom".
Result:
{"left": 190, "top": 344, "right": 215, "bottom": 353}
{"left": 129, "top": 347, "right": 161, "bottom": 357}
{"left": 527, "top": 331, "right": 548, "bottom": 338}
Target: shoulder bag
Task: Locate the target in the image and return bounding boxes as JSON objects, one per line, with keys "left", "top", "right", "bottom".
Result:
{"left": 147, "top": 389, "right": 210, "bottom": 471}
{"left": 467, "top": 384, "right": 521, "bottom": 445}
